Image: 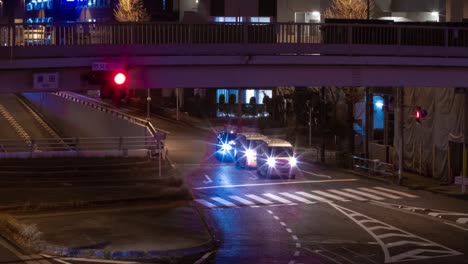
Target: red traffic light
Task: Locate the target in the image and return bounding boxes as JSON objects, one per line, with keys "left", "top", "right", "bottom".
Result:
{"left": 415, "top": 110, "right": 421, "bottom": 119}
{"left": 113, "top": 72, "right": 127, "bottom": 86}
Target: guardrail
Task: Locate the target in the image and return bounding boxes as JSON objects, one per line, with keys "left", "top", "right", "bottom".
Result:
{"left": 0, "top": 136, "right": 162, "bottom": 159}
{"left": 0, "top": 22, "right": 467, "bottom": 48}
{"left": 352, "top": 156, "right": 396, "bottom": 178}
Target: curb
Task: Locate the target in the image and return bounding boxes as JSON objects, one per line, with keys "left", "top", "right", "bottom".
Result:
{"left": 36, "top": 238, "right": 217, "bottom": 261}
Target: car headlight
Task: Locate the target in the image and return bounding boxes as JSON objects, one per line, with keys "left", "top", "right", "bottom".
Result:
{"left": 267, "top": 157, "right": 276, "bottom": 167}
{"left": 289, "top": 157, "right": 297, "bottom": 167}
{"left": 222, "top": 143, "right": 233, "bottom": 151}
{"left": 245, "top": 149, "right": 256, "bottom": 159}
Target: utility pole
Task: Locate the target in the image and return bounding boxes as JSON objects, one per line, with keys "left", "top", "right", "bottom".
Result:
{"left": 367, "top": 0, "right": 371, "bottom": 20}
{"left": 176, "top": 88, "right": 179, "bottom": 121}
{"left": 320, "top": 87, "right": 326, "bottom": 163}
{"left": 146, "top": 88, "right": 151, "bottom": 121}
{"left": 397, "top": 87, "right": 404, "bottom": 185}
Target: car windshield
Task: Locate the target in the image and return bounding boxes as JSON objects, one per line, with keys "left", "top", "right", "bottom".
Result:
{"left": 268, "top": 147, "right": 293, "bottom": 157}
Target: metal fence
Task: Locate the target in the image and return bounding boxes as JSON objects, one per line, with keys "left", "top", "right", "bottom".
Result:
{"left": 1, "top": 22, "right": 468, "bottom": 48}
{"left": 352, "top": 156, "right": 396, "bottom": 178}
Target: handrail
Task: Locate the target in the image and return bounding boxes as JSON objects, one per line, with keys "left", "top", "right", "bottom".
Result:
{"left": 1, "top": 22, "right": 467, "bottom": 49}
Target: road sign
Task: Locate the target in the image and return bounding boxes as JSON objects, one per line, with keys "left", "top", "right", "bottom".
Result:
{"left": 33, "top": 72, "right": 59, "bottom": 90}
{"left": 92, "top": 62, "right": 125, "bottom": 72}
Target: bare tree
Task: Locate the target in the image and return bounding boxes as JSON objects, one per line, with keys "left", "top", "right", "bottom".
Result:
{"left": 114, "top": 0, "right": 151, "bottom": 22}
{"left": 324, "top": 0, "right": 375, "bottom": 20}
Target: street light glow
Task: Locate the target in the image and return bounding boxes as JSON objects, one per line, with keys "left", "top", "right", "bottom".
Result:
{"left": 113, "top": 72, "right": 126, "bottom": 85}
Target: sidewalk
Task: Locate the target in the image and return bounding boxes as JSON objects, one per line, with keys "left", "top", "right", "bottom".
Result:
{"left": 19, "top": 203, "right": 214, "bottom": 262}
{"left": 401, "top": 171, "right": 468, "bottom": 200}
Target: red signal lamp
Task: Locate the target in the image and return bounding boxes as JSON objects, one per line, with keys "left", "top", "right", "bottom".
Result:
{"left": 113, "top": 72, "right": 127, "bottom": 86}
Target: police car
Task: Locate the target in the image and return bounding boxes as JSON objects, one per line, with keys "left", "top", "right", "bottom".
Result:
{"left": 215, "top": 129, "right": 238, "bottom": 161}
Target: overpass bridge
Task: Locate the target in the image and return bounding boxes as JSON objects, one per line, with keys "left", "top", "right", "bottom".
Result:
{"left": 1, "top": 22, "right": 468, "bottom": 92}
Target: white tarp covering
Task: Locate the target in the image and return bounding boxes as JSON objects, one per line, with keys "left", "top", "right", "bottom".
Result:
{"left": 394, "top": 87, "right": 465, "bottom": 182}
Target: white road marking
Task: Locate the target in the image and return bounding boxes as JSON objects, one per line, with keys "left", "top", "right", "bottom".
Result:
{"left": 279, "top": 192, "right": 316, "bottom": 204}
{"left": 246, "top": 194, "right": 274, "bottom": 205}
{"left": 264, "top": 193, "right": 295, "bottom": 204}
{"left": 299, "top": 169, "right": 332, "bottom": 179}
{"left": 444, "top": 222, "right": 468, "bottom": 231}
{"left": 386, "top": 241, "right": 435, "bottom": 248}
{"left": 328, "top": 189, "right": 368, "bottom": 201}
{"left": 280, "top": 222, "right": 287, "bottom": 226}
{"left": 343, "top": 189, "right": 385, "bottom": 200}
{"left": 286, "top": 228, "right": 293, "bottom": 233}
{"left": 373, "top": 187, "right": 419, "bottom": 198}
{"left": 211, "top": 197, "right": 237, "bottom": 207}
{"left": 296, "top": 243, "right": 301, "bottom": 248}
{"left": 292, "top": 235, "right": 298, "bottom": 240}
{"left": 203, "top": 174, "right": 212, "bottom": 184}
{"left": 295, "top": 191, "right": 332, "bottom": 203}
{"left": 267, "top": 210, "right": 273, "bottom": 214}
{"left": 368, "top": 226, "right": 397, "bottom": 232}
{"left": 41, "top": 255, "right": 71, "bottom": 264}
{"left": 311, "top": 190, "right": 351, "bottom": 202}
{"left": 274, "top": 216, "right": 280, "bottom": 220}
{"left": 229, "top": 195, "right": 257, "bottom": 207}
{"left": 294, "top": 250, "right": 300, "bottom": 257}
{"left": 358, "top": 188, "right": 402, "bottom": 199}
{"left": 457, "top": 218, "right": 468, "bottom": 224}
{"left": 330, "top": 203, "right": 462, "bottom": 263}
{"left": 428, "top": 212, "right": 468, "bottom": 217}
{"left": 193, "top": 179, "right": 358, "bottom": 189}
{"left": 195, "top": 199, "right": 217, "bottom": 208}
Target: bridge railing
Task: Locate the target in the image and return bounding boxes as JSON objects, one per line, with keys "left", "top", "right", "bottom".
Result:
{"left": 1, "top": 22, "right": 468, "bottom": 48}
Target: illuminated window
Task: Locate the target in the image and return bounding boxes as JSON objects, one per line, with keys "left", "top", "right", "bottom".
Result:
{"left": 250, "top": 17, "right": 271, "bottom": 23}
{"left": 26, "top": 0, "right": 53, "bottom": 11}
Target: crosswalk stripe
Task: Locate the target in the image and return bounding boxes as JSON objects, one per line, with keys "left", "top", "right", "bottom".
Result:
{"left": 295, "top": 191, "right": 332, "bottom": 203}
{"left": 211, "top": 197, "right": 238, "bottom": 207}
{"left": 327, "top": 189, "right": 368, "bottom": 201}
{"left": 311, "top": 190, "right": 350, "bottom": 202}
{"left": 344, "top": 188, "right": 385, "bottom": 200}
{"left": 229, "top": 196, "right": 257, "bottom": 206}
{"left": 279, "top": 192, "right": 316, "bottom": 204}
{"left": 195, "top": 199, "right": 217, "bottom": 208}
{"left": 264, "top": 193, "right": 295, "bottom": 204}
{"left": 373, "top": 187, "right": 419, "bottom": 198}
{"left": 358, "top": 188, "right": 402, "bottom": 199}
{"left": 246, "top": 194, "right": 274, "bottom": 205}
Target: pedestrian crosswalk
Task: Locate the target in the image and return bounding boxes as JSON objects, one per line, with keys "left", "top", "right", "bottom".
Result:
{"left": 194, "top": 186, "right": 419, "bottom": 209}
